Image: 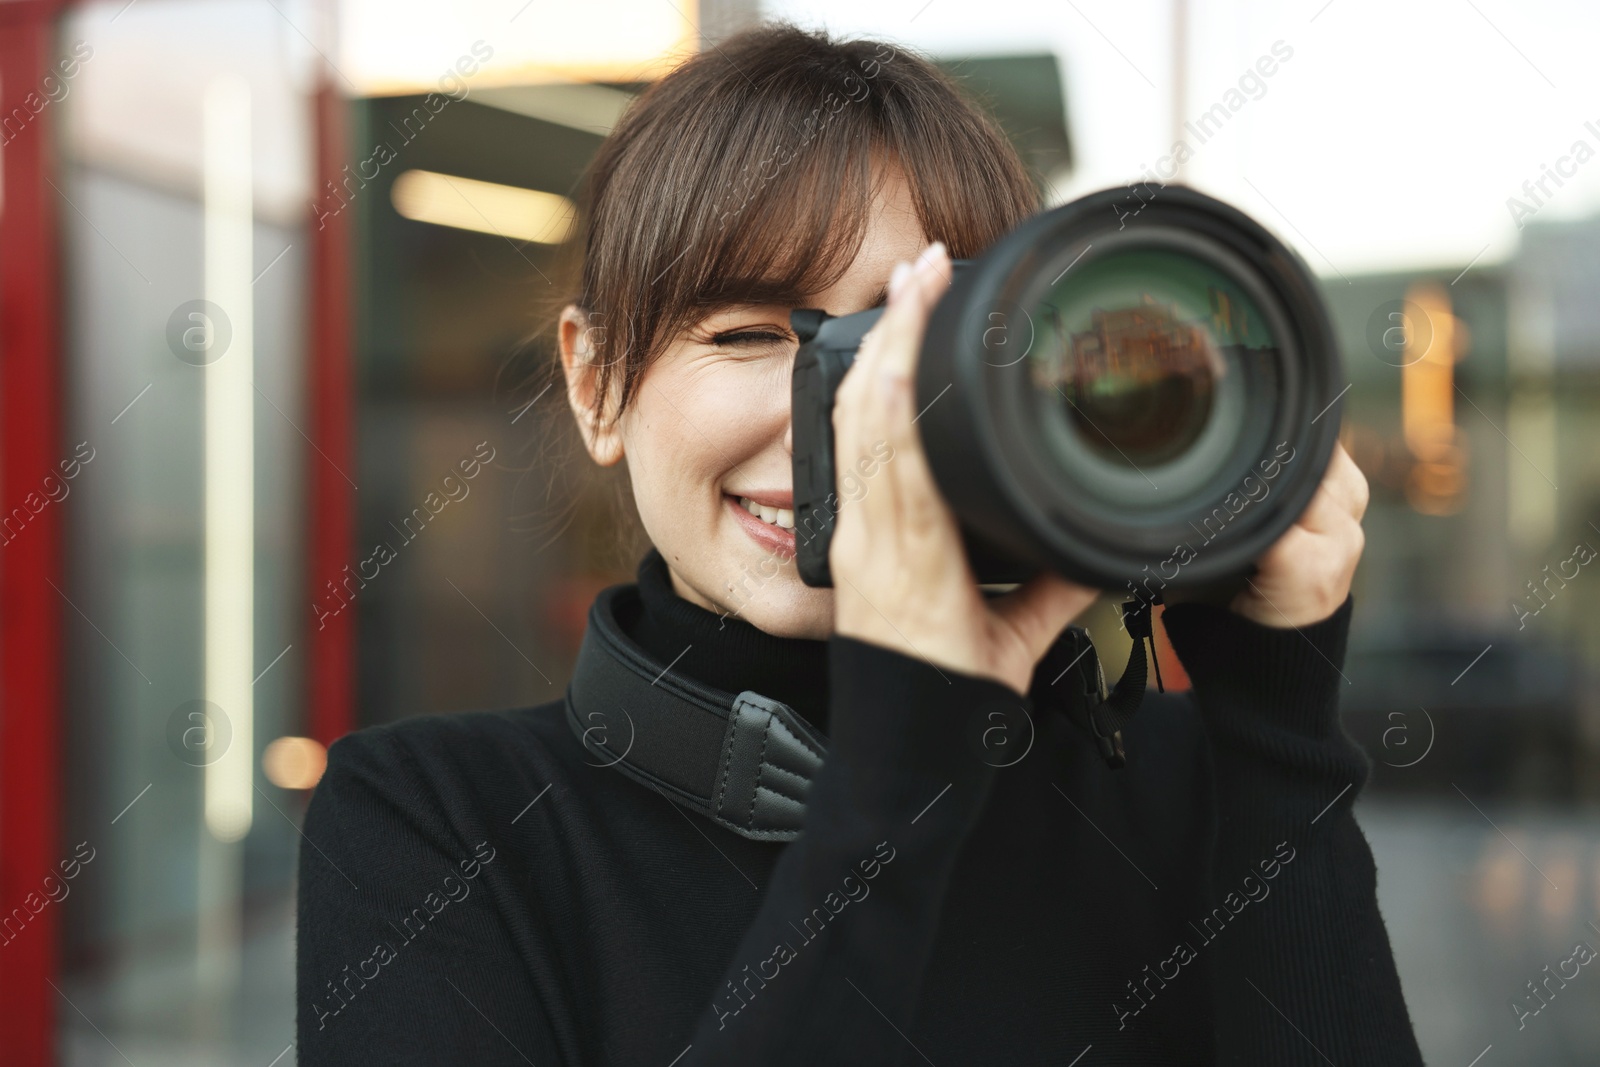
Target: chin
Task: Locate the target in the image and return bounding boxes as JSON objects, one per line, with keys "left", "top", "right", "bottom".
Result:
{"left": 745, "top": 599, "right": 834, "bottom": 640}
{"left": 718, "top": 560, "right": 835, "bottom": 639}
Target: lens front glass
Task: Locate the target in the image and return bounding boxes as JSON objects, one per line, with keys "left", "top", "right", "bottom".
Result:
{"left": 1014, "top": 242, "right": 1281, "bottom": 522}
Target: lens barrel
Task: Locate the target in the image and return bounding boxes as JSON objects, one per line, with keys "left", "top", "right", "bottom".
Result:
{"left": 792, "top": 184, "right": 1344, "bottom": 595}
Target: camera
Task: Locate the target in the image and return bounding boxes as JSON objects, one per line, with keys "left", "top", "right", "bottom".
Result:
{"left": 789, "top": 184, "right": 1344, "bottom": 598}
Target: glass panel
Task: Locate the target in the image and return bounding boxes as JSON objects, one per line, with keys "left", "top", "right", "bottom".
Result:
{"left": 58, "top": 2, "right": 309, "bottom": 1062}
{"left": 348, "top": 88, "right": 633, "bottom": 726}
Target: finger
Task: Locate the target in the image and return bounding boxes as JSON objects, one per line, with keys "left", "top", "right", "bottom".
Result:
{"left": 1294, "top": 479, "right": 1343, "bottom": 537}
{"left": 873, "top": 242, "right": 950, "bottom": 385}
{"left": 1258, "top": 500, "right": 1364, "bottom": 584}
{"left": 1251, "top": 522, "right": 1317, "bottom": 586}
{"left": 1245, "top": 516, "right": 1363, "bottom": 621}
{"left": 837, "top": 242, "right": 956, "bottom": 534}
{"left": 842, "top": 241, "right": 947, "bottom": 419}
{"left": 833, "top": 250, "right": 924, "bottom": 441}
{"left": 989, "top": 571, "right": 1100, "bottom": 663}
{"left": 849, "top": 327, "right": 964, "bottom": 569}
{"left": 1290, "top": 447, "right": 1367, "bottom": 536}
{"left": 1319, "top": 444, "right": 1369, "bottom": 522}
{"left": 833, "top": 264, "right": 910, "bottom": 496}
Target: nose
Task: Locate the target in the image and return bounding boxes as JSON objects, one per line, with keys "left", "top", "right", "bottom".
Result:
{"left": 783, "top": 409, "right": 793, "bottom": 456}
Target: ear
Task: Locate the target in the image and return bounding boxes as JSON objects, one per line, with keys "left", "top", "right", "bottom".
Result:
{"left": 558, "top": 304, "right": 625, "bottom": 467}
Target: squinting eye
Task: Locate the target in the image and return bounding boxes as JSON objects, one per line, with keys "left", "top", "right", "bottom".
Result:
{"left": 710, "top": 330, "right": 791, "bottom": 347}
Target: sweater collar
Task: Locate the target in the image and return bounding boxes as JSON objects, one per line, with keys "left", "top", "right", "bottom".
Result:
{"left": 621, "top": 548, "right": 832, "bottom": 733}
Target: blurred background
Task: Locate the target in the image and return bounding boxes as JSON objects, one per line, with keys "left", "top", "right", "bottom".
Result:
{"left": 1, "top": 0, "right": 1598, "bottom": 1062}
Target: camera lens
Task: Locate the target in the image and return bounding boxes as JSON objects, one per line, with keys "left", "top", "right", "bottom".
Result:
{"left": 912, "top": 185, "right": 1342, "bottom": 589}
{"left": 1044, "top": 247, "right": 1252, "bottom": 469}
{"left": 1018, "top": 238, "right": 1278, "bottom": 520}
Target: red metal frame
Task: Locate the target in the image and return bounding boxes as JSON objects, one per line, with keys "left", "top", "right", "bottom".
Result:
{"left": 0, "top": 2, "right": 67, "bottom": 1064}
{"left": 1, "top": 12, "right": 356, "bottom": 1062}
{"left": 1154, "top": 603, "right": 1193, "bottom": 693}
{"left": 307, "top": 77, "right": 356, "bottom": 747}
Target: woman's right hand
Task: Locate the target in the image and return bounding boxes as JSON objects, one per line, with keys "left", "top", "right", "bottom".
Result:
{"left": 828, "top": 241, "right": 1100, "bottom": 696}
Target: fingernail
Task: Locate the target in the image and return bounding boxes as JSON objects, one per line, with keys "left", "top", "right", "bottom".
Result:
{"left": 888, "top": 261, "right": 912, "bottom": 301}
{"left": 912, "top": 241, "right": 947, "bottom": 281}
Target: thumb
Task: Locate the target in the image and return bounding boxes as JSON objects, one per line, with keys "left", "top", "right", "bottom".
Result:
{"left": 989, "top": 572, "right": 1100, "bottom": 664}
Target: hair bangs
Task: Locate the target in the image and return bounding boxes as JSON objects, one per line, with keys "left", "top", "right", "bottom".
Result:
{"left": 688, "top": 123, "right": 887, "bottom": 313}
{"left": 558, "top": 22, "right": 1044, "bottom": 427}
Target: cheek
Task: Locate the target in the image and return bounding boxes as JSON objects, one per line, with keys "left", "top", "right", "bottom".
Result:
{"left": 623, "top": 362, "right": 785, "bottom": 517}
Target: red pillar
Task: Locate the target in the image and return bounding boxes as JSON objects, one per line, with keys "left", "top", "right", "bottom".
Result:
{"left": 306, "top": 77, "right": 356, "bottom": 747}
{"left": 0, "top": 2, "right": 67, "bottom": 1064}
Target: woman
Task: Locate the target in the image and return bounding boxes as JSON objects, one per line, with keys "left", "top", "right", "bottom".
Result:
{"left": 296, "top": 23, "right": 1423, "bottom": 1066}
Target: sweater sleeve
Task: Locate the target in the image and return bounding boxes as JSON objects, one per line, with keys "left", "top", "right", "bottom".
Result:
{"left": 1159, "top": 595, "right": 1424, "bottom": 1066}
{"left": 676, "top": 634, "right": 1027, "bottom": 1066}
{"left": 295, "top": 639, "right": 1026, "bottom": 1067}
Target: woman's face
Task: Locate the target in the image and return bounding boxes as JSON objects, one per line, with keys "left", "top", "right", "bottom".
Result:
{"left": 561, "top": 166, "right": 930, "bottom": 639}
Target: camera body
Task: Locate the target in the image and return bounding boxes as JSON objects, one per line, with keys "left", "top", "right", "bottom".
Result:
{"left": 789, "top": 185, "right": 1344, "bottom": 597}
{"left": 790, "top": 267, "right": 1034, "bottom": 587}
{"left": 788, "top": 301, "right": 878, "bottom": 587}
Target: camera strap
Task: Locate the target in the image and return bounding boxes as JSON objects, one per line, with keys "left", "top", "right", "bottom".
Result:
{"left": 1075, "top": 597, "right": 1164, "bottom": 770}
{"left": 565, "top": 582, "right": 1150, "bottom": 841}
{"left": 565, "top": 583, "right": 826, "bottom": 842}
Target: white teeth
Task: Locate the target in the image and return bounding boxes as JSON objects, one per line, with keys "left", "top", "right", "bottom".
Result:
{"left": 737, "top": 495, "right": 794, "bottom": 531}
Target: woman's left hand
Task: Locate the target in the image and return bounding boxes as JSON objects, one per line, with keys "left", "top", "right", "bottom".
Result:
{"left": 1226, "top": 442, "right": 1369, "bottom": 628}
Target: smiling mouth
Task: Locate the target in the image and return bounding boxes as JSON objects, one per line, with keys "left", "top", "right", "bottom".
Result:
{"left": 733, "top": 494, "right": 795, "bottom": 530}
{"left": 724, "top": 492, "right": 798, "bottom": 559}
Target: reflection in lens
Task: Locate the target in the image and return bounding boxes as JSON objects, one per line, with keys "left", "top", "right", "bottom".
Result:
{"left": 1021, "top": 245, "right": 1280, "bottom": 514}
{"left": 1060, "top": 294, "right": 1223, "bottom": 466}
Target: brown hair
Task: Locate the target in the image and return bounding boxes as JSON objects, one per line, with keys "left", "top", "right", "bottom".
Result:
{"left": 561, "top": 21, "right": 1043, "bottom": 427}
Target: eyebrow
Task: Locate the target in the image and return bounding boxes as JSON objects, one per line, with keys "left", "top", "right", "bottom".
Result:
{"left": 706, "top": 282, "right": 893, "bottom": 324}
{"left": 806, "top": 284, "right": 890, "bottom": 315}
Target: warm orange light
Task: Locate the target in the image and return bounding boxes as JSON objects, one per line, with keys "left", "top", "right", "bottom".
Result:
{"left": 339, "top": 0, "right": 699, "bottom": 95}
{"left": 263, "top": 736, "right": 328, "bottom": 791}
{"left": 391, "top": 170, "right": 577, "bottom": 245}
{"left": 1402, "top": 283, "right": 1455, "bottom": 460}
{"left": 1401, "top": 282, "right": 1468, "bottom": 514}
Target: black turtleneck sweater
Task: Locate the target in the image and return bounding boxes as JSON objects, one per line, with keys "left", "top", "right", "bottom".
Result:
{"left": 625, "top": 551, "right": 833, "bottom": 730}
{"left": 296, "top": 549, "right": 1423, "bottom": 1065}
